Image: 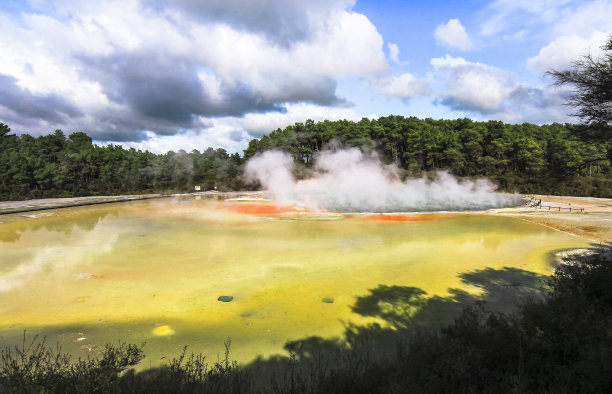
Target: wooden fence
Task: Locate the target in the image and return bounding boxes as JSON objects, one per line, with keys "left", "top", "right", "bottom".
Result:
{"left": 525, "top": 196, "right": 585, "bottom": 213}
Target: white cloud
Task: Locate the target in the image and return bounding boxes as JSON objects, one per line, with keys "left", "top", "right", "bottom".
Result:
{"left": 192, "top": 10, "right": 387, "bottom": 92}
{"left": 388, "top": 43, "right": 400, "bottom": 63}
{"left": 553, "top": 0, "right": 612, "bottom": 37}
{"left": 0, "top": 221, "right": 126, "bottom": 292}
{"left": 227, "top": 103, "right": 362, "bottom": 137}
{"left": 479, "top": 0, "right": 572, "bottom": 36}
{"left": 524, "top": 0, "right": 612, "bottom": 74}
{"left": 479, "top": 0, "right": 612, "bottom": 41}
{"left": 0, "top": 0, "right": 388, "bottom": 143}
{"left": 474, "top": 0, "right": 612, "bottom": 127}
{"left": 375, "top": 73, "right": 431, "bottom": 99}
{"left": 430, "top": 55, "right": 569, "bottom": 123}
{"left": 434, "top": 19, "right": 472, "bottom": 50}
{"left": 527, "top": 31, "right": 609, "bottom": 71}
{"left": 115, "top": 103, "right": 364, "bottom": 154}
{"left": 119, "top": 129, "right": 248, "bottom": 155}
{"left": 431, "top": 55, "right": 514, "bottom": 112}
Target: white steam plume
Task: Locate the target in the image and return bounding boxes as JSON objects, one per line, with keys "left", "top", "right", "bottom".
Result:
{"left": 245, "top": 150, "right": 296, "bottom": 201}
{"left": 245, "top": 149, "right": 521, "bottom": 212}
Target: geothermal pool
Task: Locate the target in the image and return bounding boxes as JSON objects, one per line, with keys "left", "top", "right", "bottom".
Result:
{"left": 0, "top": 197, "right": 589, "bottom": 366}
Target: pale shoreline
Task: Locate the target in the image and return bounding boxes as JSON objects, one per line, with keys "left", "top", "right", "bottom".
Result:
{"left": 0, "top": 192, "right": 610, "bottom": 242}
{"left": 491, "top": 194, "right": 612, "bottom": 243}
{"left": 0, "top": 191, "right": 261, "bottom": 216}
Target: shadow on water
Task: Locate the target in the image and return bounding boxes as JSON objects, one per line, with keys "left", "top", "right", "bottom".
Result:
{"left": 235, "top": 265, "right": 548, "bottom": 389}
{"left": 0, "top": 265, "right": 547, "bottom": 383}
{"left": 351, "top": 265, "right": 546, "bottom": 331}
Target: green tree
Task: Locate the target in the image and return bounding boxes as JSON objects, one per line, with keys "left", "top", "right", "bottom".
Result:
{"left": 548, "top": 35, "right": 612, "bottom": 128}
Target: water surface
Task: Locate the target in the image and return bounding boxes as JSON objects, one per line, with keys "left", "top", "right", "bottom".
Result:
{"left": 0, "top": 197, "right": 589, "bottom": 365}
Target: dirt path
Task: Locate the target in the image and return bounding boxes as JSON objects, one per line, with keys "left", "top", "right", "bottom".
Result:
{"left": 0, "top": 191, "right": 266, "bottom": 216}
{"left": 0, "top": 194, "right": 167, "bottom": 215}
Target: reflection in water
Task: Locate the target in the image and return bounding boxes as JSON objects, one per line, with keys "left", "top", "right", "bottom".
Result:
{"left": 0, "top": 209, "right": 110, "bottom": 243}
{"left": 0, "top": 197, "right": 589, "bottom": 366}
{"left": 0, "top": 211, "right": 126, "bottom": 292}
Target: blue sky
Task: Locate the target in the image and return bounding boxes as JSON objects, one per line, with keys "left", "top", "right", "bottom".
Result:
{"left": 0, "top": 0, "right": 610, "bottom": 153}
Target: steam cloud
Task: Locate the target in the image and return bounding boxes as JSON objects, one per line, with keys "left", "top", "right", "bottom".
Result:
{"left": 245, "top": 149, "right": 521, "bottom": 212}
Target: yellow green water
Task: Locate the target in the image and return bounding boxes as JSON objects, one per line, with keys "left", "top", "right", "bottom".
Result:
{"left": 0, "top": 197, "right": 589, "bottom": 366}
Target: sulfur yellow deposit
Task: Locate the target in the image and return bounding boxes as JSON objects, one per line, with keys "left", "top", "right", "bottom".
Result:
{"left": 0, "top": 197, "right": 590, "bottom": 367}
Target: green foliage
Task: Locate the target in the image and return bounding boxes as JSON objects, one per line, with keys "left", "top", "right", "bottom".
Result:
{"left": 547, "top": 35, "right": 612, "bottom": 127}
{"left": 1, "top": 115, "right": 611, "bottom": 200}
{"left": 242, "top": 117, "right": 611, "bottom": 197}
{"left": 0, "top": 337, "right": 248, "bottom": 394}
{"left": 0, "top": 123, "right": 245, "bottom": 200}
{"left": 0, "top": 335, "right": 144, "bottom": 393}
{"left": 121, "top": 339, "right": 251, "bottom": 393}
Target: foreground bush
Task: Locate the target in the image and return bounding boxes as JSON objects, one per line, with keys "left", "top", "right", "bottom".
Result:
{"left": 0, "top": 338, "right": 144, "bottom": 393}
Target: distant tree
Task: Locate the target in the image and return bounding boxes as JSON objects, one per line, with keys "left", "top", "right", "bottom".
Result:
{"left": 547, "top": 35, "right": 612, "bottom": 127}
{"left": 0, "top": 122, "right": 11, "bottom": 138}
{"left": 1, "top": 116, "right": 610, "bottom": 200}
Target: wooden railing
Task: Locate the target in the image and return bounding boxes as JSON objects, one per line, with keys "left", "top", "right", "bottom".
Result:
{"left": 524, "top": 196, "right": 585, "bottom": 213}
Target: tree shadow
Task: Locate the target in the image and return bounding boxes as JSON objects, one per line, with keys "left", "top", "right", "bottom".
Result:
{"left": 352, "top": 285, "right": 427, "bottom": 329}
{"left": 237, "top": 265, "right": 549, "bottom": 390}
{"left": 351, "top": 266, "right": 546, "bottom": 331}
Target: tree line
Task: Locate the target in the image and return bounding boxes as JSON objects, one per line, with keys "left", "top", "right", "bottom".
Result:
{"left": 244, "top": 117, "right": 610, "bottom": 196}
{"left": 0, "top": 123, "right": 243, "bottom": 200}
{"left": 1, "top": 117, "right": 610, "bottom": 200}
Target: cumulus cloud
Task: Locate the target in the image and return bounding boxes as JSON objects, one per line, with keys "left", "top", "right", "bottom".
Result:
{"left": 119, "top": 128, "right": 249, "bottom": 155}
{"left": 144, "top": 0, "right": 355, "bottom": 45}
{"left": 0, "top": 0, "right": 387, "bottom": 142}
{"left": 109, "top": 103, "right": 364, "bottom": 153}
{"left": 80, "top": 52, "right": 290, "bottom": 122}
{"left": 430, "top": 55, "right": 515, "bottom": 113}
{"left": 229, "top": 103, "right": 362, "bottom": 138}
{"left": 488, "top": 0, "right": 612, "bottom": 73}
{"left": 0, "top": 74, "right": 83, "bottom": 125}
{"left": 479, "top": 0, "right": 571, "bottom": 37}
{"left": 388, "top": 43, "right": 400, "bottom": 63}
{"left": 375, "top": 73, "right": 431, "bottom": 99}
{"left": 502, "top": 85, "right": 568, "bottom": 123}
{"left": 552, "top": 0, "right": 612, "bottom": 37}
{"left": 471, "top": 0, "right": 611, "bottom": 124}
{"left": 430, "top": 55, "right": 568, "bottom": 123}
{"left": 434, "top": 19, "right": 472, "bottom": 50}
{"left": 480, "top": 0, "right": 612, "bottom": 40}
{"left": 528, "top": 31, "right": 610, "bottom": 72}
